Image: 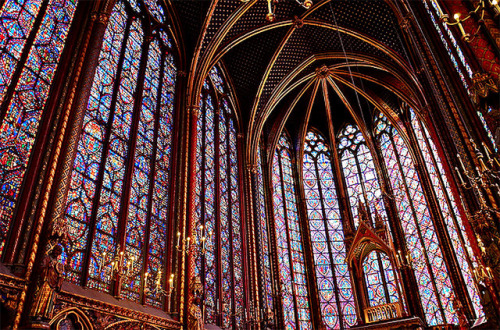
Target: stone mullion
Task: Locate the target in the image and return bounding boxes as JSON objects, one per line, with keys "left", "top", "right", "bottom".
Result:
{"left": 403, "top": 118, "right": 473, "bottom": 321}
{"left": 370, "top": 132, "right": 424, "bottom": 321}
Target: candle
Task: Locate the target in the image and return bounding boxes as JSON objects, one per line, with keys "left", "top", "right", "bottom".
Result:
{"left": 176, "top": 231, "right": 181, "bottom": 249}
{"left": 186, "top": 236, "right": 191, "bottom": 251}
{"left": 406, "top": 253, "right": 412, "bottom": 265}
{"left": 154, "top": 270, "right": 161, "bottom": 291}
{"left": 486, "top": 267, "right": 492, "bottom": 278}
{"left": 454, "top": 14, "right": 469, "bottom": 41}
{"left": 396, "top": 250, "right": 403, "bottom": 266}
{"left": 457, "top": 154, "right": 466, "bottom": 172}
{"left": 455, "top": 167, "right": 465, "bottom": 186}
{"left": 482, "top": 142, "right": 492, "bottom": 161}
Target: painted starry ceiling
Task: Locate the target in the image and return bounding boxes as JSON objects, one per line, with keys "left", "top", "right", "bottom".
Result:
{"left": 170, "top": 0, "right": 424, "bottom": 155}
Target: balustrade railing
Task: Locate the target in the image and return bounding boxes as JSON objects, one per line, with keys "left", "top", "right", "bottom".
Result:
{"left": 364, "top": 302, "right": 403, "bottom": 323}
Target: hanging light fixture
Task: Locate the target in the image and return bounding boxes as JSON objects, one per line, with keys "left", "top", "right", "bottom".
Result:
{"left": 240, "top": 0, "right": 313, "bottom": 22}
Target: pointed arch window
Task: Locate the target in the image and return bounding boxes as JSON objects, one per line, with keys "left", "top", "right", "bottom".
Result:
{"left": 303, "top": 130, "right": 356, "bottom": 329}
{"left": 0, "top": 0, "right": 77, "bottom": 255}
{"left": 337, "top": 125, "right": 387, "bottom": 227}
{"left": 272, "top": 133, "right": 311, "bottom": 330}
{"left": 63, "top": 0, "right": 176, "bottom": 308}
{"left": 375, "top": 114, "right": 457, "bottom": 325}
{"left": 410, "top": 110, "right": 483, "bottom": 318}
{"left": 194, "top": 66, "right": 244, "bottom": 328}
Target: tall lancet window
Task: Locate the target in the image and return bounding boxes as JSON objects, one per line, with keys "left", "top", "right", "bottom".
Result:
{"left": 0, "top": 0, "right": 77, "bottom": 255}
{"left": 337, "top": 125, "right": 387, "bottom": 227}
{"left": 194, "top": 66, "right": 244, "bottom": 328}
{"left": 272, "top": 133, "right": 311, "bottom": 330}
{"left": 303, "top": 131, "right": 356, "bottom": 329}
{"left": 410, "top": 110, "right": 483, "bottom": 318}
{"left": 375, "top": 114, "right": 457, "bottom": 325}
{"left": 255, "top": 145, "right": 274, "bottom": 311}
{"left": 64, "top": 0, "right": 176, "bottom": 308}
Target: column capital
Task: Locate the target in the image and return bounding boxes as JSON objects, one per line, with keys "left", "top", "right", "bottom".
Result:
{"left": 187, "top": 105, "right": 200, "bottom": 117}
{"left": 246, "top": 164, "right": 258, "bottom": 173}
{"left": 91, "top": 11, "right": 110, "bottom": 25}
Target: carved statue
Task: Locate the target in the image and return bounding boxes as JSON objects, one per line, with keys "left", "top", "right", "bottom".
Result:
{"left": 188, "top": 276, "right": 204, "bottom": 330}
{"left": 29, "top": 244, "right": 65, "bottom": 321}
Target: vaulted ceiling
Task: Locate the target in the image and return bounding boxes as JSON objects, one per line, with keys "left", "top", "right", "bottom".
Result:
{"left": 169, "top": 0, "right": 426, "bottom": 161}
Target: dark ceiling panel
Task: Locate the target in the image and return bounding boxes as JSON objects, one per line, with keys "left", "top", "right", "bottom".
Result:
{"left": 172, "top": 1, "right": 210, "bottom": 58}
{"left": 310, "top": 0, "right": 406, "bottom": 57}
{"left": 223, "top": 25, "right": 290, "bottom": 124}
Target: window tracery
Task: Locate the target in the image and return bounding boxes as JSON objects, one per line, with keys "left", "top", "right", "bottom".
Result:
{"left": 303, "top": 130, "right": 356, "bottom": 329}
{"left": 63, "top": 0, "right": 176, "bottom": 307}
{"left": 337, "top": 125, "right": 387, "bottom": 228}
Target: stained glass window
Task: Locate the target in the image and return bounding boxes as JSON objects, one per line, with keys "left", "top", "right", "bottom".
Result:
{"left": 362, "top": 251, "right": 399, "bottom": 307}
{"left": 338, "top": 125, "right": 387, "bottom": 227}
{"left": 255, "top": 145, "right": 274, "bottom": 312}
{"left": 410, "top": 110, "right": 483, "bottom": 319}
{"left": 194, "top": 66, "right": 244, "bottom": 328}
{"left": 0, "top": 0, "right": 77, "bottom": 256}
{"left": 375, "top": 114, "right": 457, "bottom": 325}
{"left": 303, "top": 131, "right": 356, "bottom": 329}
{"left": 272, "top": 133, "right": 312, "bottom": 330}
{"left": 63, "top": 0, "right": 176, "bottom": 308}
